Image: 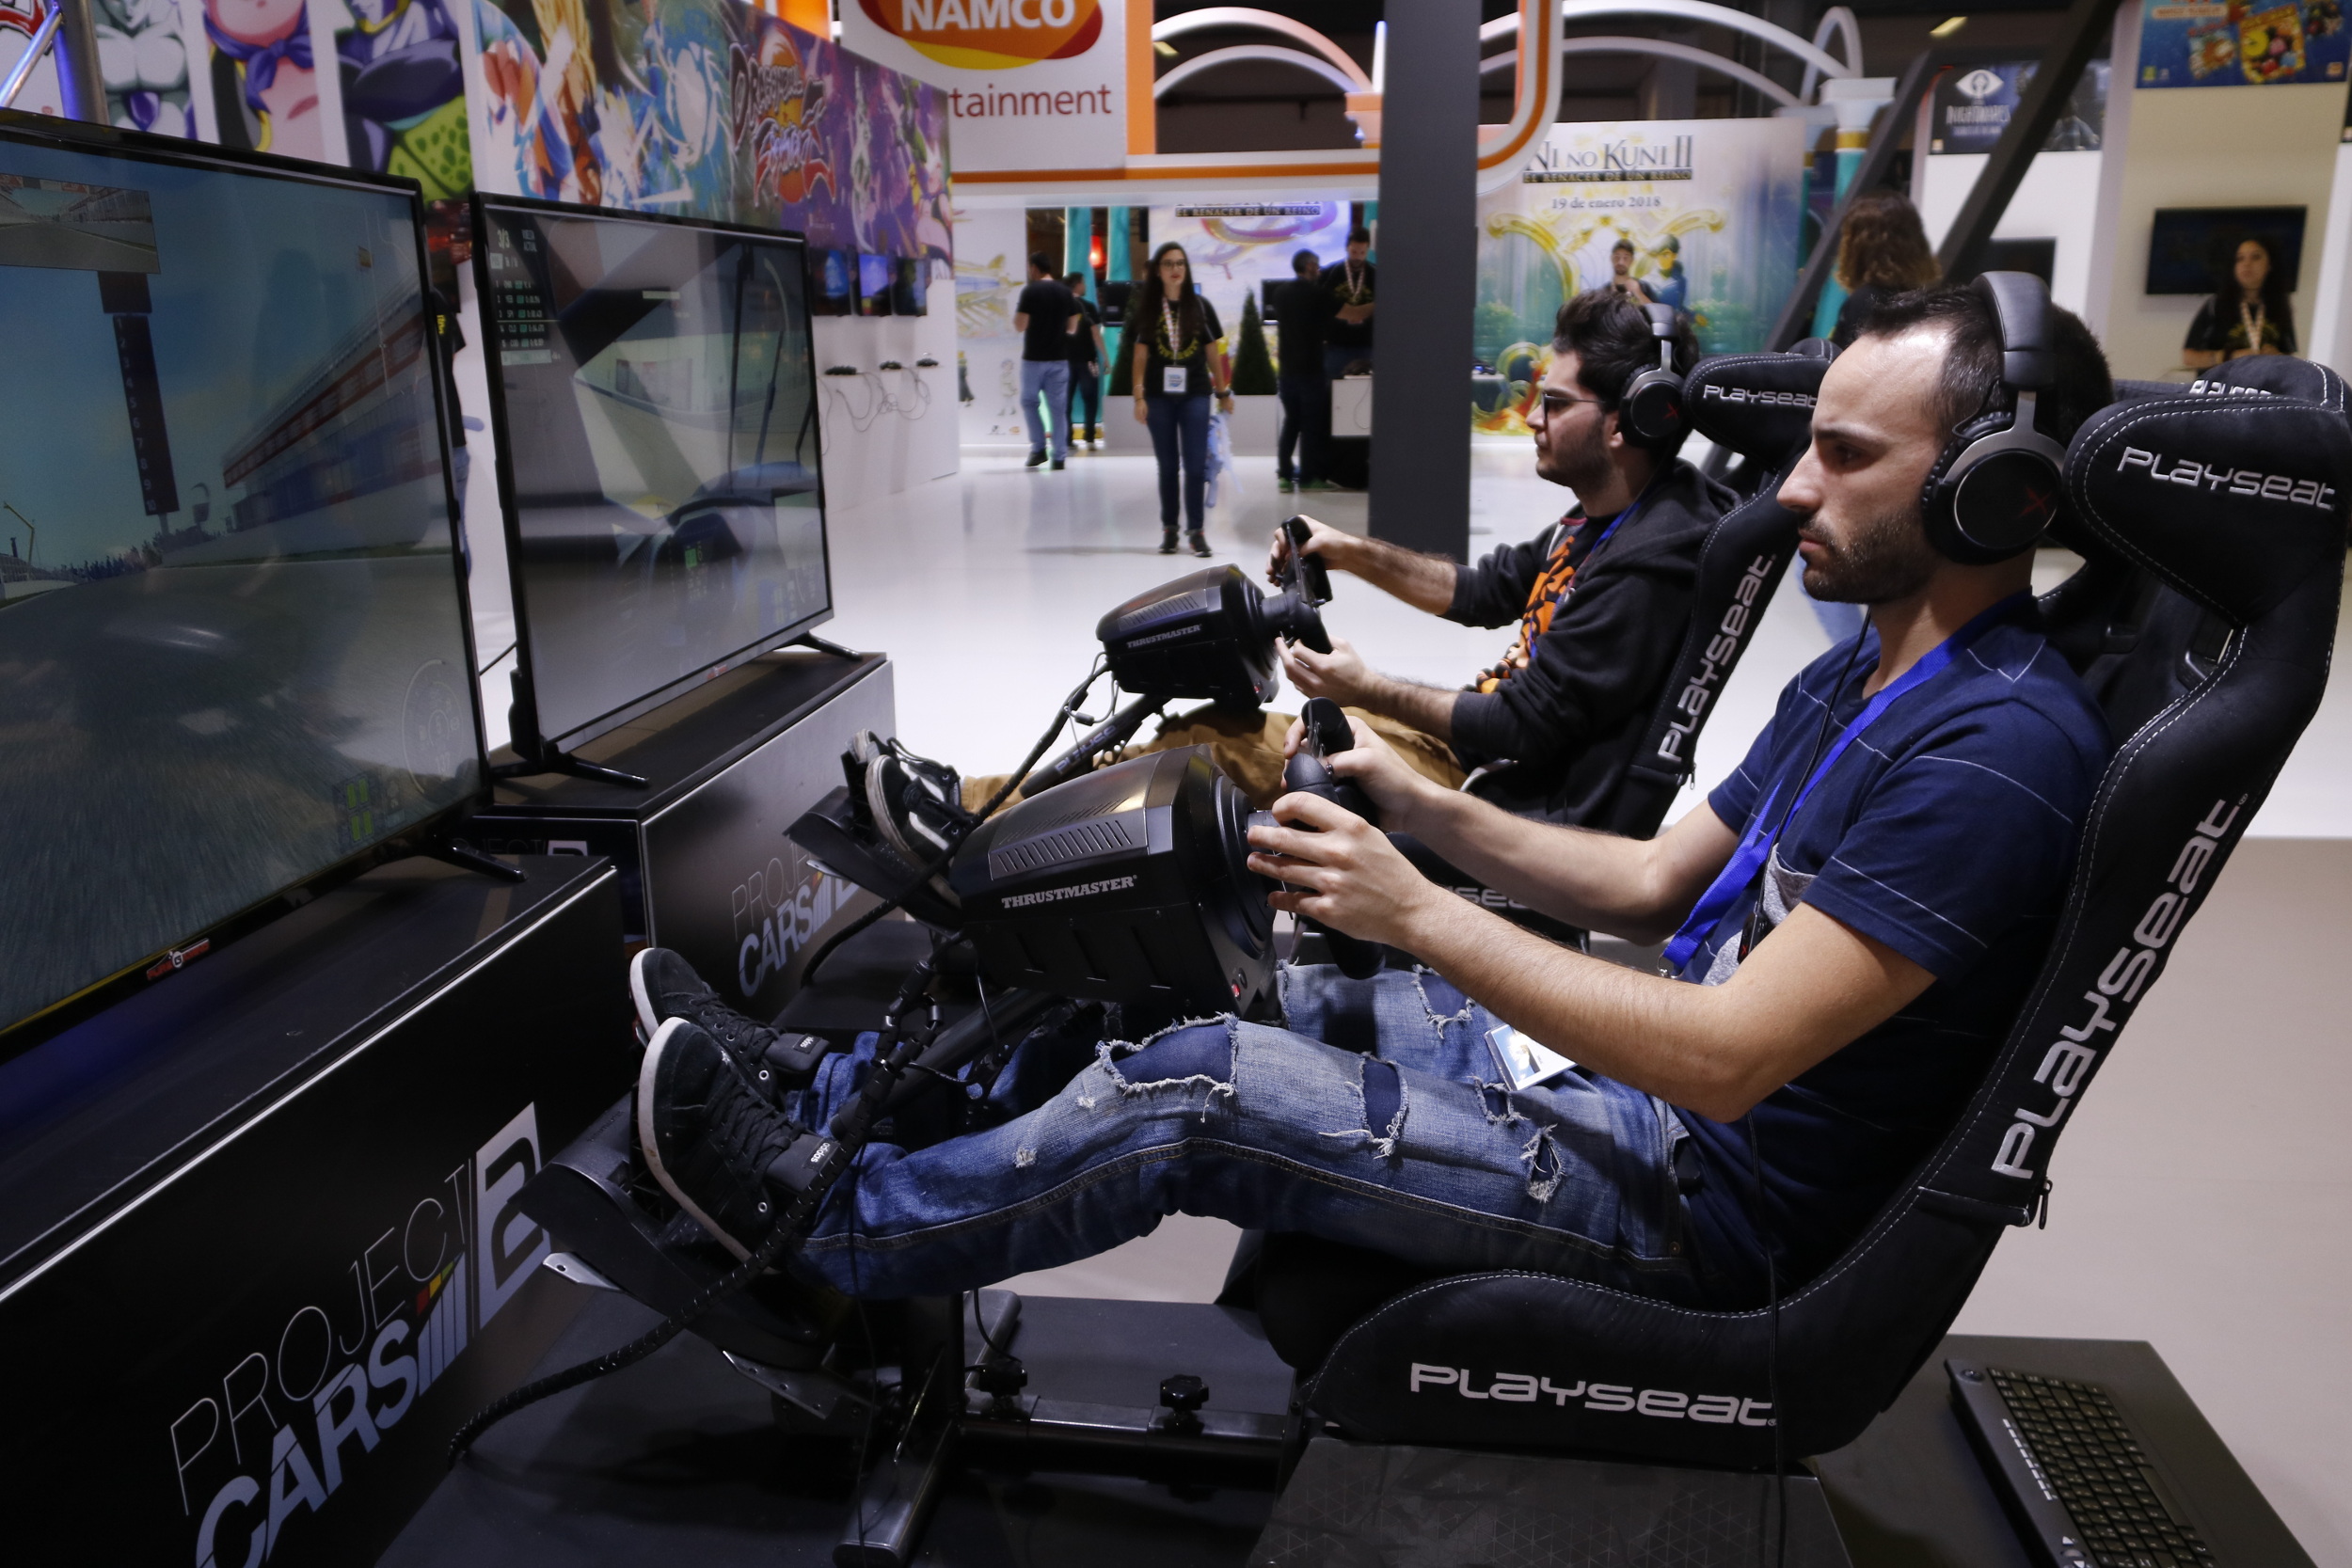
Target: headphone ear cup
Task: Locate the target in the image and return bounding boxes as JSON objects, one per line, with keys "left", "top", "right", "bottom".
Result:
{"left": 1620, "top": 368, "right": 1685, "bottom": 448}
{"left": 1921, "top": 412, "right": 2065, "bottom": 564}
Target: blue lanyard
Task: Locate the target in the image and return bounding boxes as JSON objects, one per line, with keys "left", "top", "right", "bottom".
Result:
{"left": 1549, "top": 478, "right": 1659, "bottom": 612}
{"left": 1659, "top": 591, "right": 2032, "bottom": 974}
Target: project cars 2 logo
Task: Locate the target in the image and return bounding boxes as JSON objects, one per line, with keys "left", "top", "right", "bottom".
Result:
{"left": 858, "top": 0, "right": 1102, "bottom": 69}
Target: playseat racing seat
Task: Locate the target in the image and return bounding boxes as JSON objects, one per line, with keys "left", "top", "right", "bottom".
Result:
{"left": 1395, "top": 343, "right": 1836, "bottom": 940}
{"left": 1246, "top": 367, "right": 2352, "bottom": 1467}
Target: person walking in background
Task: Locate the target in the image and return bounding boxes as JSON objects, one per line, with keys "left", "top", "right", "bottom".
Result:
{"left": 1321, "top": 226, "right": 1375, "bottom": 379}
{"left": 1272, "top": 247, "right": 1331, "bottom": 494}
{"left": 1133, "top": 242, "right": 1232, "bottom": 558}
{"left": 1013, "top": 252, "right": 1078, "bottom": 470}
{"left": 1829, "top": 192, "right": 1939, "bottom": 347}
{"left": 1063, "top": 270, "right": 1106, "bottom": 450}
{"left": 2183, "top": 236, "right": 2296, "bottom": 368}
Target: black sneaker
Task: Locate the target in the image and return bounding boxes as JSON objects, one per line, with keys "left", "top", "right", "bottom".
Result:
{"left": 851, "top": 732, "right": 970, "bottom": 903}
{"left": 638, "top": 1018, "right": 809, "bottom": 1261}
{"left": 1158, "top": 531, "right": 1179, "bottom": 555}
{"left": 1025, "top": 450, "right": 1047, "bottom": 468}
{"left": 1049, "top": 458, "right": 1065, "bottom": 470}
{"left": 630, "top": 948, "right": 828, "bottom": 1094}
{"left": 1188, "top": 532, "right": 1213, "bottom": 559}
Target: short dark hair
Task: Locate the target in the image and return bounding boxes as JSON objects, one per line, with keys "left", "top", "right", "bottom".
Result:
{"left": 1552, "top": 289, "right": 1698, "bottom": 456}
{"left": 1854, "top": 284, "right": 2113, "bottom": 447}
{"left": 1063, "top": 270, "right": 1086, "bottom": 290}
{"left": 1029, "top": 251, "right": 1055, "bottom": 275}
{"left": 1611, "top": 237, "right": 1635, "bottom": 253}
{"left": 1346, "top": 226, "right": 1372, "bottom": 245}
{"left": 1293, "top": 247, "right": 1320, "bottom": 275}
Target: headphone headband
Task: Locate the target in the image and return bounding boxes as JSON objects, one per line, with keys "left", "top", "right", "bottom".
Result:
{"left": 1972, "top": 271, "right": 2054, "bottom": 391}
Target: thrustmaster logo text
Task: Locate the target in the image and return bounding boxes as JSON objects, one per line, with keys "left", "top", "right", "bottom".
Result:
{"left": 166, "top": 1106, "right": 548, "bottom": 1568}
{"left": 1991, "top": 800, "right": 2240, "bottom": 1181}
{"left": 1657, "top": 553, "right": 1776, "bottom": 767}
{"left": 734, "top": 855, "right": 848, "bottom": 999}
{"left": 1410, "top": 1364, "right": 1772, "bottom": 1425}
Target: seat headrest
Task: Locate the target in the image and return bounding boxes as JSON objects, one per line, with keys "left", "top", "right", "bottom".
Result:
{"left": 1683, "top": 348, "right": 1833, "bottom": 469}
{"left": 2192, "top": 355, "right": 2347, "bottom": 413}
{"left": 2065, "top": 391, "right": 2352, "bottom": 624}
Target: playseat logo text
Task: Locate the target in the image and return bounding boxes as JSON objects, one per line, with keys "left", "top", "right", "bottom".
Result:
{"left": 2116, "top": 446, "right": 2339, "bottom": 509}
{"left": 1656, "top": 552, "right": 1776, "bottom": 766}
{"left": 1991, "top": 798, "right": 2241, "bottom": 1181}
{"left": 1000, "top": 873, "right": 1136, "bottom": 908}
{"left": 1409, "top": 1364, "right": 1772, "bottom": 1425}
{"left": 1699, "top": 384, "right": 1815, "bottom": 409}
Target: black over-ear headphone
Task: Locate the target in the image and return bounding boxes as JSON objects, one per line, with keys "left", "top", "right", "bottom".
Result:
{"left": 1920, "top": 272, "right": 2070, "bottom": 564}
{"left": 1619, "top": 302, "right": 1686, "bottom": 449}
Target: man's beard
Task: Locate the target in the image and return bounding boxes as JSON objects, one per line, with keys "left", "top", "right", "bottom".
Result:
{"left": 1536, "top": 412, "right": 1610, "bottom": 497}
{"left": 1800, "top": 500, "right": 1942, "bottom": 604}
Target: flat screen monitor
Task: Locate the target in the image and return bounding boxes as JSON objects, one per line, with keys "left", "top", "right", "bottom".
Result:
{"left": 810, "top": 246, "right": 854, "bottom": 316}
{"left": 473, "top": 195, "right": 829, "bottom": 756}
{"left": 2146, "top": 206, "right": 2305, "bottom": 295}
{"left": 891, "top": 256, "right": 928, "bottom": 316}
{"left": 856, "top": 252, "right": 894, "bottom": 316}
{"left": 1099, "top": 279, "right": 1131, "bottom": 325}
{"left": 0, "top": 114, "right": 482, "bottom": 1051}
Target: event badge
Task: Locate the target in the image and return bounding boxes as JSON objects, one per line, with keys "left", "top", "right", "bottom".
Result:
{"left": 1164, "top": 366, "right": 1187, "bottom": 395}
{"left": 1486, "top": 1024, "right": 1577, "bottom": 1091}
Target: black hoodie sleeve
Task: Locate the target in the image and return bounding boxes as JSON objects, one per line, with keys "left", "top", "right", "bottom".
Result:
{"left": 1443, "top": 528, "right": 1562, "bottom": 629}
{"left": 1446, "top": 475, "right": 1719, "bottom": 770}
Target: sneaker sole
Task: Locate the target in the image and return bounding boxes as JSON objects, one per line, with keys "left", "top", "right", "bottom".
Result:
{"left": 628, "top": 948, "right": 664, "bottom": 1044}
{"left": 636, "top": 1017, "right": 755, "bottom": 1262}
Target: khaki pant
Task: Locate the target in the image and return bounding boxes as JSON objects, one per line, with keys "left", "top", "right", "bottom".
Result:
{"left": 962, "top": 704, "right": 1467, "bottom": 815}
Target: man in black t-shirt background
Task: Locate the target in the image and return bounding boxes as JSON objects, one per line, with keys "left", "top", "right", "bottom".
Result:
{"left": 1321, "top": 226, "right": 1375, "bottom": 378}
{"left": 1270, "top": 247, "right": 1330, "bottom": 493}
{"left": 1013, "top": 252, "right": 1079, "bottom": 469}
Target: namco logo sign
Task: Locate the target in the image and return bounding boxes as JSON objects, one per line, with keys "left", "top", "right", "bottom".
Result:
{"left": 860, "top": 0, "right": 1102, "bottom": 69}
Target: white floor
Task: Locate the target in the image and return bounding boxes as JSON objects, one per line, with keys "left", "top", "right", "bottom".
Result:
{"left": 808, "top": 444, "right": 2352, "bottom": 1560}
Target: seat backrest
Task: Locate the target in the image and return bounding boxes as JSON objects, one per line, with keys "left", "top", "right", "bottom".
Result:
{"left": 1297, "top": 390, "right": 2348, "bottom": 1466}
{"left": 1590, "top": 346, "right": 1834, "bottom": 838}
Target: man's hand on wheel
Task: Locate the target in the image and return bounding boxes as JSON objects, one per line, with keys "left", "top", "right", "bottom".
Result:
{"left": 1248, "top": 790, "right": 1438, "bottom": 950}
{"left": 1267, "top": 514, "right": 1348, "bottom": 584}
{"left": 1279, "top": 634, "right": 1379, "bottom": 708}
{"left": 1279, "top": 714, "right": 1444, "bottom": 834}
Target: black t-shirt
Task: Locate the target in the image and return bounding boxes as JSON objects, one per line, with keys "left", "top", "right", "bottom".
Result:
{"left": 1066, "top": 296, "right": 1102, "bottom": 366}
{"left": 2185, "top": 295, "right": 2296, "bottom": 357}
{"left": 1017, "top": 278, "right": 1076, "bottom": 361}
{"left": 1321, "top": 260, "right": 1375, "bottom": 349}
{"left": 1138, "top": 295, "right": 1224, "bottom": 399}
{"left": 1270, "top": 277, "right": 1327, "bottom": 370}
{"left": 1440, "top": 459, "right": 1732, "bottom": 824}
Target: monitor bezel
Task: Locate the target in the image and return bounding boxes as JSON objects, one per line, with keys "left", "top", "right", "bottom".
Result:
{"left": 469, "top": 191, "right": 834, "bottom": 760}
{"left": 0, "top": 108, "right": 492, "bottom": 1058}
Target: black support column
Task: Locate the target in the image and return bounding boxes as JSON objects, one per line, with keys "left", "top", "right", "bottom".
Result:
{"left": 1367, "top": 0, "right": 1481, "bottom": 562}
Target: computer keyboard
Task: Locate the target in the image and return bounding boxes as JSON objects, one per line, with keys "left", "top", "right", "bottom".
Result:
{"left": 1947, "top": 1358, "right": 2216, "bottom": 1568}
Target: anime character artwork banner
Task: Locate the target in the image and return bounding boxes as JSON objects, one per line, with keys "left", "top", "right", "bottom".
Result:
{"left": 464, "top": 0, "right": 950, "bottom": 260}
{"left": 2137, "top": 0, "right": 2349, "bottom": 87}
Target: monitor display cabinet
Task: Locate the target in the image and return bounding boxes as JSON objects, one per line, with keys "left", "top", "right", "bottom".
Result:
{"left": 0, "top": 109, "right": 489, "bottom": 1059}
{"left": 471, "top": 193, "right": 834, "bottom": 784}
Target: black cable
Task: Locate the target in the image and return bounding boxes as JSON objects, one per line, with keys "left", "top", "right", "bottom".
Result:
{"left": 448, "top": 960, "right": 937, "bottom": 1464}
{"left": 800, "top": 659, "right": 1108, "bottom": 987}
{"left": 474, "top": 640, "right": 517, "bottom": 677}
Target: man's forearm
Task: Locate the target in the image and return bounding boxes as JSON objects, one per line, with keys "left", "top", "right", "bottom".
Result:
{"left": 1325, "top": 535, "right": 1459, "bottom": 615}
{"left": 1352, "top": 677, "right": 1458, "bottom": 743}
{"left": 1406, "top": 786, "right": 1707, "bottom": 942}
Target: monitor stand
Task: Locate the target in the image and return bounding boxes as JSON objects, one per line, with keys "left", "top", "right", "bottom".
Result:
{"left": 414, "top": 833, "right": 530, "bottom": 882}
{"left": 490, "top": 744, "right": 649, "bottom": 789}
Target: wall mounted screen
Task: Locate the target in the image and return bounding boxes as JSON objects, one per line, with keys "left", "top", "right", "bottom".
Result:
{"left": 475, "top": 197, "right": 828, "bottom": 753}
{"left": 856, "top": 251, "right": 894, "bottom": 316}
{"left": 0, "top": 120, "right": 479, "bottom": 1045}
{"left": 2146, "top": 206, "right": 2306, "bottom": 295}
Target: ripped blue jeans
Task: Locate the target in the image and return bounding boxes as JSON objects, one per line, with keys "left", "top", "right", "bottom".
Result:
{"left": 788, "top": 965, "right": 1699, "bottom": 1302}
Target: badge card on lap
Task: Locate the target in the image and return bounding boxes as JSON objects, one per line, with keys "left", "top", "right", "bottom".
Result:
{"left": 1164, "top": 366, "right": 1187, "bottom": 395}
{"left": 1486, "top": 1025, "right": 1577, "bottom": 1090}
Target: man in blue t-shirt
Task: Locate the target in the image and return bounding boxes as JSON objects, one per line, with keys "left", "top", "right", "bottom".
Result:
{"left": 635, "top": 283, "right": 2117, "bottom": 1309}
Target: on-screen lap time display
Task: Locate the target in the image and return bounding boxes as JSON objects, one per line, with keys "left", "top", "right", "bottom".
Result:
{"left": 0, "top": 118, "right": 481, "bottom": 1045}
{"left": 475, "top": 198, "right": 831, "bottom": 754}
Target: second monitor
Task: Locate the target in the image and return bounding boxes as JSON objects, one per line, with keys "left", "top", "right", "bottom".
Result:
{"left": 474, "top": 196, "right": 832, "bottom": 768}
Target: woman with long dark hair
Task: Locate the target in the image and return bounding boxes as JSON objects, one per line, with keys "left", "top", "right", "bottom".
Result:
{"left": 1829, "top": 191, "right": 1940, "bottom": 346}
{"left": 2184, "top": 236, "right": 2296, "bottom": 368}
{"left": 1131, "top": 242, "right": 1233, "bottom": 557}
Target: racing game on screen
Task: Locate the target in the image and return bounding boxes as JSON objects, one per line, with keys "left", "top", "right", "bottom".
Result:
{"left": 0, "top": 139, "right": 476, "bottom": 1040}
{"left": 480, "top": 203, "right": 828, "bottom": 750}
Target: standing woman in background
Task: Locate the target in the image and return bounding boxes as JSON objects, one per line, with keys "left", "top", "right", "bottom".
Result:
{"left": 1829, "top": 191, "right": 1940, "bottom": 345}
{"left": 2183, "top": 237, "right": 2296, "bottom": 368}
{"left": 1133, "top": 242, "right": 1232, "bottom": 558}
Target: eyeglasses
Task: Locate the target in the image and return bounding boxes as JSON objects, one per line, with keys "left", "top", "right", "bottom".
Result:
{"left": 1535, "top": 391, "right": 1611, "bottom": 420}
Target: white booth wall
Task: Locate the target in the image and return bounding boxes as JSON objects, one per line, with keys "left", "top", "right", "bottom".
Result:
{"left": 1916, "top": 150, "right": 2106, "bottom": 317}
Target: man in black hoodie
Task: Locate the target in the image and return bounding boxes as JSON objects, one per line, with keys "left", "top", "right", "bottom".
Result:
{"left": 1272, "top": 288, "right": 1730, "bottom": 826}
